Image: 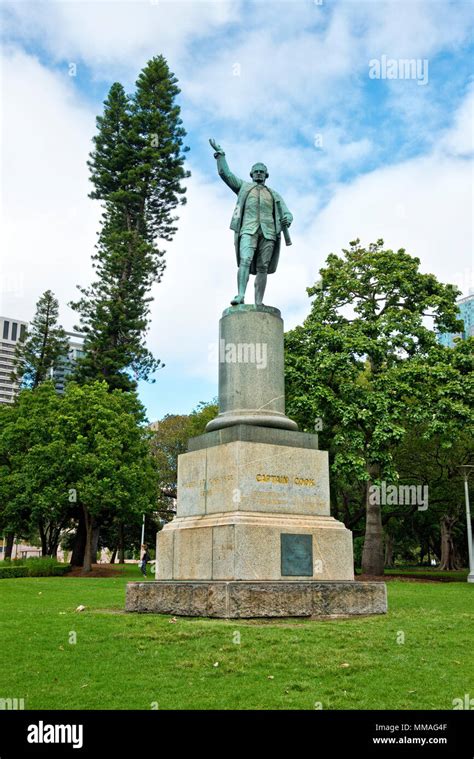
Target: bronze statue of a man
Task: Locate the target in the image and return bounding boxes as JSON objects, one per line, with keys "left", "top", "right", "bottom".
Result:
{"left": 210, "top": 139, "right": 293, "bottom": 306}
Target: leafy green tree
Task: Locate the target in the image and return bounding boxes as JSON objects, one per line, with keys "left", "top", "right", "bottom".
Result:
{"left": 0, "top": 382, "right": 158, "bottom": 571}
{"left": 71, "top": 57, "right": 189, "bottom": 391}
{"left": 285, "top": 239, "right": 465, "bottom": 575}
{"left": 12, "top": 290, "right": 69, "bottom": 389}
{"left": 0, "top": 385, "right": 76, "bottom": 557}
{"left": 54, "top": 382, "right": 158, "bottom": 572}
{"left": 393, "top": 338, "right": 474, "bottom": 569}
{"left": 0, "top": 404, "right": 28, "bottom": 557}
{"left": 393, "top": 426, "right": 472, "bottom": 569}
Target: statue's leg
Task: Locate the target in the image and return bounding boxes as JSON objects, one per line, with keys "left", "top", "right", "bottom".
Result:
{"left": 254, "top": 236, "right": 275, "bottom": 306}
{"left": 236, "top": 262, "right": 250, "bottom": 298}
{"left": 231, "top": 234, "right": 254, "bottom": 305}
{"left": 254, "top": 272, "right": 267, "bottom": 306}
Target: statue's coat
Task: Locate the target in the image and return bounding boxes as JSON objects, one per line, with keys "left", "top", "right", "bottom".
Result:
{"left": 216, "top": 155, "right": 293, "bottom": 275}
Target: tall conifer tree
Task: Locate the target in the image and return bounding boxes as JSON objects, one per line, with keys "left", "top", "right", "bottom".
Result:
{"left": 13, "top": 290, "right": 69, "bottom": 389}
{"left": 71, "top": 57, "right": 189, "bottom": 391}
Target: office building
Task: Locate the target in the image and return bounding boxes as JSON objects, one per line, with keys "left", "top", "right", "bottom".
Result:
{"left": 0, "top": 316, "right": 28, "bottom": 404}
{"left": 50, "top": 331, "right": 85, "bottom": 393}
{"left": 437, "top": 293, "right": 474, "bottom": 348}
{"left": 0, "top": 318, "right": 85, "bottom": 401}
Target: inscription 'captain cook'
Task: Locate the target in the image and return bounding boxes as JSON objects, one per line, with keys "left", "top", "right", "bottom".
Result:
{"left": 256, "top": 474, "right": 315, "bottom": 487}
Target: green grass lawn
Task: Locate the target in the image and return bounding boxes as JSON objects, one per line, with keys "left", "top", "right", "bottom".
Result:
{"left": 356, "top": 567, "right": 470, "bottom": 581}
{"left": 0, "top": 569, "right": 472, "bottom": 710}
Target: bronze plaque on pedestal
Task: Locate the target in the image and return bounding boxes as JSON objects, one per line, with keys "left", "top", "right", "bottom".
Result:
{"left": 281, "top": 533, "right": 313, "bottom": 576}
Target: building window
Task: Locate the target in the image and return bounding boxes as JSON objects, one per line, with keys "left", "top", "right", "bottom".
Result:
{"left": 2, "top": 321, "right": 9, "bottom": 340}
{"left": 11, "top": 323, "right": 18, "bottom": 341}
{"left": 20, "top": 324, "right": 26, "bottom": 341}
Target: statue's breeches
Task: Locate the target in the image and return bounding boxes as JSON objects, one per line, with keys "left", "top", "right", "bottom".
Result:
{"left": 239, "top": 232, "right": 275, "bottom": 272}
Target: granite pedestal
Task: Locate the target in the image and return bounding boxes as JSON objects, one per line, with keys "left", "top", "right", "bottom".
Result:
{"left": 126, "top": 306, "right": 387, "bottom": 618}
{"left": 126, "top": 579, "right": 387, "bottom": 618}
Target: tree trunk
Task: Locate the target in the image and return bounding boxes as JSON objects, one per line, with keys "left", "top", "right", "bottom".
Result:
{"left": 384, "top": 532, "right": 394, "bottom": 568}
{"left": 117, "top": 522, "right": 125, "bottom": 564}
{"left": 45, "top": 524, "right": 61, "bottom": 558}
{"left": 38, "top": 521, "right": 48, "bottom": 557}
{"left": 90, "top": 525, "right": 100, "bottom": 565}
{"left": 48, "top": 534, "right": 60, "bottom": 559}
{"left": 70, "top": 509, "right": 87, "bottom": 566}
{"left": 361, "top": 467, "right": 384, "bottom": 576}
{"left": 438, "top": 515, "right": 459, "bottom": 570}
{"left": 4, "top": 532, "right": 14, "bottom": 560}
{"left": 421, "top": 540, "right": 431, "bottom": 566}
{"left": 109, "top": 547, "right": 117, "bottom": 564}
{"left": 81, "top": 507, "right": 94, "bottom": 575}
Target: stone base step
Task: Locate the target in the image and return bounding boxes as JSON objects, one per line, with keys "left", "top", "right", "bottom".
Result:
{"left": 125, "top": 579, "right": 387, "bottom": 619}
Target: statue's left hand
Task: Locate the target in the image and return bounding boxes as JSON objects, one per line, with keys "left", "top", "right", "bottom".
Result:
{"left": 281, "top": 215, "right": 291, "bottom": 228}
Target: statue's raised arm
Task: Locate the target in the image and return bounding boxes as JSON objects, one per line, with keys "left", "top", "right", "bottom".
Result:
{"left": 209, "top": 138, "right": 242, "bottom": 194}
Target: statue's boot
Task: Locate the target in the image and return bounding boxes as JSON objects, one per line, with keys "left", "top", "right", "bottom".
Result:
{"left": 254, "top": 271, "right": 267, "bottom": 306}
{"left": 231, "top": 263, "right": 250, "bottom": 305}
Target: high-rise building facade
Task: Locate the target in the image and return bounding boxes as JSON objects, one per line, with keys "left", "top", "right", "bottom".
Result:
{"left": 437, "top": 293, "right": 474, "bottom": 348}
{"left": 50, "top": 331, "right": 85, "bottom": 393}
{"left": 0, "top": 318, "right": 85, "bottom": 402}
{"left": 0, "top": 316, "right": 28, "bottom": 404}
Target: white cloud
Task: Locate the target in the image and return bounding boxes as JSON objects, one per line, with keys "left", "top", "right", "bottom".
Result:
{"left": 0, "top": 47, "right": 98, "bottom": 324}
{"left": 439, "top": 82, "right": 474, "bottom": 157}
{"left": 355, "top": 0, "right": 472, "bottom": 60}
{"left": 2, "top": 0, "right": 239, "bottom": 81}
{"left": 181, "top": 17, "right": 361, "bottom": 126}
{"left": 180, "top": 0, "right": 473, "bottom": 121}
{"left": 288, "top": 153, "right": 473, "bottom": 319}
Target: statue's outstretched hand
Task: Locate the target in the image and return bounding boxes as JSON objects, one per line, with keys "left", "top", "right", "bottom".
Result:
{"left": 209, "top": 138, "right": 225, "bottom": 157}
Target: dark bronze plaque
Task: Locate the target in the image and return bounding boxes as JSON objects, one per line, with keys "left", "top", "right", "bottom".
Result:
{"left": 281, "top": 533, "right": 313, "bottom": 576}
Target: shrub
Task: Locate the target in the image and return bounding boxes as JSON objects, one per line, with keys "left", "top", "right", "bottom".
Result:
{"left": 0, "top": 558, "right": 71, "bottom": 578}
{"left": 0, "top": 566, "right": 28, "bottom": 579}
{"left": 24, "top": 558, "right": 71, "bottom": 577}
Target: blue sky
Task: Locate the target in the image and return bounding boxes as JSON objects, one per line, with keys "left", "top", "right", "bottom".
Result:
{"left": 1, "top": 0, "right": 473, "bottom": 422}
